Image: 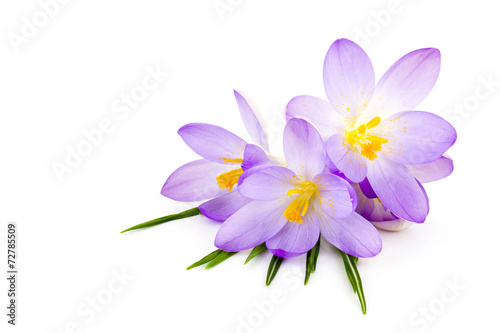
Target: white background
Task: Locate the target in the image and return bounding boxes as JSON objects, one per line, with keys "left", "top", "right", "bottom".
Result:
{"left": 1, "top": 0, "right": 498, "bottom": 332}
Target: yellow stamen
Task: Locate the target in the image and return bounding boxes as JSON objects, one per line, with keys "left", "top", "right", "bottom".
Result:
{"left": 222, "top": 158, "right": 244, "bottom": 164}
{"left": 344, "top": 116, "right": 388, "bottom": 161}
{"left": 215, "top": 168, "right": 243, "bottom": 192}
{"left": 283, "top": 180, "right": 318, "bottom": 224}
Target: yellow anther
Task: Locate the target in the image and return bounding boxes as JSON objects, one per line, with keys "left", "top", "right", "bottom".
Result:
{"left": 223, "top": 158, "right": 244, "bottom": 164}
{"left": 344, "top": 116, "right": 387, "bottom": 161}
{"left": 283, "top": 181, "right": 318, "bottom": 224}
{"left": 215, "top": 168, "right": 243, "bottom": 192}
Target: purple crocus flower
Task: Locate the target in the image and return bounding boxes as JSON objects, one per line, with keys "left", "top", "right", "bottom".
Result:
{"left": 286, "top": 38, "right": 457, "bottom": 223}
{"left": 356, "top": 155, "right": 454, "bottom": 231}
{"left": 161, "top": 90, "right": 270, "bottom": 221}
{"left": 215, "top": 118, "right": 382, "bottom": 258}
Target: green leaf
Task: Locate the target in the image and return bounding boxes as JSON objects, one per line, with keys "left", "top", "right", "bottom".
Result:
{"left": 205, "top": 251, "right": 238, "bottom": 269}
{"left": 340, "top": 250, "right": 366, "bottom": 315}
{"left": 266, "top": 255, "right": 284, "bottom": 286}
{"left": 244, "top": 243, "right": 267, "bottom": 264}
{"left": 121, "top": 207, "right": 201, "bottom": 233}
{"left": 305, "top": 237, "right": 321, "bottom": 285}
{"left": 186, "top": 249, "right": 223, "bottom": 270}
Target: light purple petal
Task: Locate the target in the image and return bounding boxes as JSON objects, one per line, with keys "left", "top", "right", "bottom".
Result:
{"left": 178, "top": 123, "right": 247, "bottom": 164}
{"left": 353, "top": 184, "right": 397, "bottom": 222}
{"left": 285, "top": 95, "right": 345, "bottom": 138}
{"left": 376, "top": 111, "right": 457, "bottom": 165}
{"left": 234, "top": 90, "right": 270, "bottom": 152}
{"left": 315, "top": 173, "right": 355, "bottom": 219}
{"left": 362, "top": 48, "right": 440, "bottom": 122}
{"left": 161, "top": 159, "right": 236, "bottom": 201}
{"left": 323, "top": 38, "right": 375, "bottom": 127}
{"left": 237, "top": 165, "right": 296, "bottom": 201}
{"left": 266, "top": 213, "right": 320, "bottom": 258}
{"left": 372, "top": 219, "right": 413, "bottom": 231}
{"left": 214, "top": 200, "right": 288, "bottom": 252}
{"left": 367, "top": 157, "right": 429, "bottom": 223}
{"left": 241, "top": 144, "right": 269, "bottom": 171}
{"left": 318, "top": 211, "right": 382, "bottom": 258}
{"left": 406, "top": 155, "right": 454, "bottom": 183}
{"left": 325, "top": 134, "right": 367, "bottom": 182}
{"left": 284, "top": 118, "right": 326, "bottom": 179}
{"left": 199, "top": 190, "right": 251, "bottom": 222}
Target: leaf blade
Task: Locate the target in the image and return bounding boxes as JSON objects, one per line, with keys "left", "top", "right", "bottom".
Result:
{"left": 121, "top": 207, "right": 201, "bottom": 233}
{"left": 244, "top": 243, "right": 267, "bottom": 264}
{"left": 266, "top": 255, "right": 284, "bottom": 286}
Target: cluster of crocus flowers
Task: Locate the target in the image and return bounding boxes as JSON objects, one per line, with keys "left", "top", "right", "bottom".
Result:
{"left": 122, "top": 38, "right": 457, "bottom": 314}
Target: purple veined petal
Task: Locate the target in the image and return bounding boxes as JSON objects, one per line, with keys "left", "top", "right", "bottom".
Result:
{"left": 361, "top": 48, "right": 440, "bottom": 123}
{"left": 178, "top": 123, "right": 247, "bottom": 164}
{"left": 323, "top": 39, "right": 375, "bottom": 127}
{"left": 198, "top": 190, "right": 251, "bottom": 222}
{"left": 367, "top": 156, "right": 429, "bottom": 223}
{"left": 161, "top": 159, "right": 236, "bottom": 201}
{"left": 372, "top": 219, "right": 413, "bottom": 231}
{"left": 234, "top": 90, "right": 270, "bottom": 153}
{"left": 314, "top": 173, "right": 355, "bottom": 219}
{"left": 237, "top": 165, "right": 296, "bottom": 201}
{"left": 285, "top": 95, "right": 346, "bottom": 138}
{"left": 241, "top": 144, "right": 269, "bottom": 171}
{"left": 284, "top": 118, "right": 326, "bottom": 180}
{"left": 318, "top": 211, "right": 382, "bottom": 258}
{"left": 215, "top": 199, "right": 288, "bottom": 252}
{"left": 325, "top": 134, "right": 367, "bottom": 182}
{"left": 375, "top": 111, "right": 457, "bottom": 165}
{"left": 359, "top": 178, "right": 377, "bottom": 199}
{"left": 406, "top": 155, "right": 454, "bottom": 183}
{"left": 266, "top": 213, "right": 321, "bottom": 258}
{"left": 354, "top": 183, "right": 397, "bottom": 222}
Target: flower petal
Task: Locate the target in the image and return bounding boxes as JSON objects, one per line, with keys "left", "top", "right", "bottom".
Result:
{"left": 358, "top": 178, "right": 377, "bottom": 199}
{"left": 353, "top": 183, "right": 396, "bottom": 222}
{"left": 266, "top": 213, "right": 320, "bottom": 258}
{"left": 315, "top": 173, "right": 355, "bottom": 219}
{"left": 325, "top": 134, "right": 367, "bottom": 182}
{"left": 367, "top": 157, "right": 429, "bottom": 223}
{"left": 318, "top": 211, "right": 382, "bottom": 258}
{"left": 285, "top": 95, "right": 345, "bottom": 138}
{"left": 161, "top": 159, "right": 236, "bottom": 201}
{"left": 237, "top": 165, "right": 296, "bottom": 201}
{"left": 241, "top": 144, "right": 269, "bottom": 171}
{"left": 234, "top": 90, "right": 270, "bottom": 152}
{"left": 284, "top": 118, "right": 326, "bottom": 179}
{"left": 377, "top": 111, "right": 457, "bottom": 165}
{"left": 406, "top": 155, "right": 454, "bottom": 183}
{"left": 372, "top": 219, "right": 413, "bottom": 231}
{"left": 361, "top": 48, "right": 440, "bottom": 122}
{"left": 198, "top": 190, "right": 251, "bottom": 222}
{"left": 215, "top": 200, "right": 288, "bottom": 252}
{"left": 178, "top": 123, "right": 247, "bottom": 163}
{"left": 323, "top": 38, "right": 375, "bottom": 127}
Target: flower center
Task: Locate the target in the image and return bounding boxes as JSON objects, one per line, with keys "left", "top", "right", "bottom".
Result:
{"left": 344, "top": 116, "right": 388, "bottom": 161}
{"left": 283, "top": 180, "right": 318, "bottom": 224}
{"left": 215, "top": 158, "right": 244, "bottom": 192}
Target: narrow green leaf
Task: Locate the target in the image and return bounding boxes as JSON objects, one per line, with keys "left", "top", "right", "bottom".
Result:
{"left": 340, "top": 251, "right": 357, "bottom": 293}
{"left": 244, "top": 243, "right": 267, "bottom": 264}
{"left": 266, "top": 255, "right": 284, "bottom": 286}
{"left": 305, "top": 237, "right": 321, "bottom": 285}
{"left": 312, "top": 237, "right": 321, "bottom": 272}
{"left": 121, "top": 207, "right": 201, "bottom": 233}
{"left": 186, "top": 249, "right": 222, "bottom": 270}
{"left": 340, "top": 250, "right": 366, "bottom": 315}
{"left": 205, "top": 251, "right": 238, "bottom": 269}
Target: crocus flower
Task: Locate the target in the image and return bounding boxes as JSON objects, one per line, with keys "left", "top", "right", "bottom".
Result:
{"left": 215, "top": 118, "right": 382, "bottom": 258}
{"left": 286, "top": 38, "right": 457, "bottom": 223}
{"left": 161, "top": 90, "right": 271, "bottom": 221}
{"left": 355, "top": 155, "right": 454, "bottom": 231}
